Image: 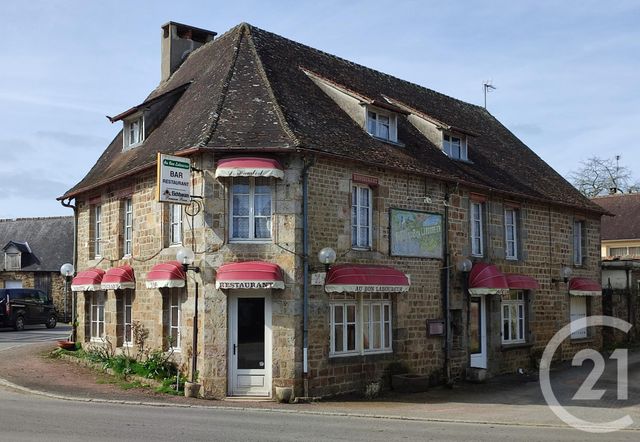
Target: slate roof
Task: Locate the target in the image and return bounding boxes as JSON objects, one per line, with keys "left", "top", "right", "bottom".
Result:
{"left": 61, "top": 23, "right": 602, "bottom": 214}
{"left": 592, "top": 193, "right": 640, "bottom": 240}
{"left": 0, "top": 217, "right": 73, "bottom": 272}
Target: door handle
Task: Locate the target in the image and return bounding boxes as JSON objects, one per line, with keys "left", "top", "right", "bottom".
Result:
{"left": 233, "top": 344, "right": 237, "bottom": 355}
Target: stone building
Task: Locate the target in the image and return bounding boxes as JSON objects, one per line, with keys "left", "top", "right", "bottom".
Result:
{"left": 0, "top": 216, "right": 74, "bottom": 321}
{"left": 58, "top": 22, "right": 605, "bottom": 399}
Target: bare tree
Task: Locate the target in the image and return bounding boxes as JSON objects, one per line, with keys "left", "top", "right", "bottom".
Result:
{"left": 569, "top": 155, "right": 640, "bottom": 197}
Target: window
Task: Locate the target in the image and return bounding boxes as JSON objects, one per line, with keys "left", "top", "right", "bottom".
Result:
{"left": 573, "top": 220, "right": 584, "bottom": 266}
{"left": 170, "top": 204, "right": 183, "bottom": 245}
{"left": 570, "top": 296, "right": 589, "bottom": 339}
{"left": 443, "top": 134, "right": 468, "bottom": 160}
{"left": 94, "top": 205, "right": 102, "bottom": 257}
{"left": 352, "top": 184, "right": 372, "bottom": 249}
{"left": 501, "top": 291, "right": 526, "bottom": 344}
{"left": 470, "top": 201, "right": 484, "bottom": 257}
{"left": 4, "top": 253, "right": 20, "bottom": 270}
{"left": 330, "top": 294, "right": 392, "bottom": 356}
{"left": 90, "top": 292, "right": 105, "bottom": 342}
{"left": 123, "top": 290, "right": 133, "bottom": 346}
{"left": 167, "top": 289, "right": 181, "bottom": 350}
{"left": 504, "top": 207, "right": 518, "bottom": 260}
{"left": 230, "top": 177, "right": 272, "bottom": 241}
{"left": 123, "top": 198, "right": 133, "bottom": 256}
{"left": 124, "top": 115, "right": 144, "bottom": 148}
{"left": 366, "top": 109, "right": 397, "bottom": 142}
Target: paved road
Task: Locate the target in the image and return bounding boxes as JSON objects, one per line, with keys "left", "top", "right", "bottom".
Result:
{"left": 0, "top": 389, "right": 637, "bottom": 442}
{"left": 0, "top": 324, "right": 71, "bottom": 351}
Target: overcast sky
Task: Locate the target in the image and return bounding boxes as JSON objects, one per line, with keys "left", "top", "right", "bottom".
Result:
{"left": 1, "top": 0, "right": 638, "bottom": 218}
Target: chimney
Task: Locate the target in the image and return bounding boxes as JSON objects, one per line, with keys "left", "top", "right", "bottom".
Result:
{"left": 161, "top": 22, "right": 216, "bottom": 82}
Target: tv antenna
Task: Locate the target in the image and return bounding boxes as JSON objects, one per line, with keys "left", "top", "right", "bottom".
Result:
{"left": 483, "top": 81, "right": 496, "bottom": 109}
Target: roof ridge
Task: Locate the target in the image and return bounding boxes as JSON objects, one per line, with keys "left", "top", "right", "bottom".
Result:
{"left": 0, "top": 216, "right": 73, "bottom": 223}
{"left": 244, "top": 24, "right": 301, "bottom": 147}
{"left": 198, "top": 24, "right": 247, "bottom": 147}
{"left": 245, "top": 23, "right": 486, "bottom": 112}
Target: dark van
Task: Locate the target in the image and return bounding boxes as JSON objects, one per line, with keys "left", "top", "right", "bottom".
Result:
{"left": 0, "top": 288, "right": 57, "bottom": 330}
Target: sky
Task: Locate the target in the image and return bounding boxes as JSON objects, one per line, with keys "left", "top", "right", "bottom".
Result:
{"left": 0, "top": 0, "right": 638, "bottom": 218}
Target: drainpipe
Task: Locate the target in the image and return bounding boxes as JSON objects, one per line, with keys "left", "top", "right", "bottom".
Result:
{"left": 301, "top": 157, "right": 314, "bottom": 398}
{"left": 443, "top": 191, "right": 451, "bottom": 385}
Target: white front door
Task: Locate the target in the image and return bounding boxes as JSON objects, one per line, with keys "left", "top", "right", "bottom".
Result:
{"left": 470, "top": 295, "right": 487, "bottom": 369}
{"left": 228, "top": 291, "right": 272, "bottom": 397}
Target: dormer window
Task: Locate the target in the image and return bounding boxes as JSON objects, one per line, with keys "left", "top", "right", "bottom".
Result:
{"left": 443, "top": 133, "right": 468, "bottom": 161}
{"left": 124, "top": 114, "right": 144, "bottom": 149}
{"left": 366, "top": 109, "right": 397, "bottom": 143}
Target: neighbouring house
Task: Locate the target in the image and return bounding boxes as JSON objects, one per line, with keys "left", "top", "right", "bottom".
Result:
{"left": 58, "top": 21, "right": 606, "bottom": 399}
{"left": 0, "top": 216, "right": 74, "bottom": 321}
{"left": 593, "top": 193, "right": 640, "bottom": 345}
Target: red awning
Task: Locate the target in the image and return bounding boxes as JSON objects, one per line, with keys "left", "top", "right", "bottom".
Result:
{"left": 71, "top": 268, "right": 106, "bottom": 292}
{"left": 214, "top": 157, "right": 284, "bottom": 179}
{"left": 468, "top": 263, "right": 509, "bottom": 295}
{"left": 505, "top": 273, "right": 539, "bottom": 290}
{"left": 102, "top": 265, "right": 136, "bottom": 290}
{"left": 569, "top": 277, "right": 602, "bottom": 296}
{"left": 145, "top": 261, "right": 186, "bottom": 289}
{"left": 324, "top": 264, "right": 410, "bottom": 293}
{"left": 215, "top": 261, "right": 285, "bottom": 289}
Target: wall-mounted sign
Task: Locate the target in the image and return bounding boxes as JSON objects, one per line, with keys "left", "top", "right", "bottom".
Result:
{"left": 390, "top": 208, "right": 443, "bottom": 258}
{"left": 156, "top": 153, "right": 191, "bottom": 204}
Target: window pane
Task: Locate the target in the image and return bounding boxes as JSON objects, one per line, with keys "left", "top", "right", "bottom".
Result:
{"left": 254, "top": 217, "right": 271, "bottom": 238}
{"left": 254, "top": 194, "right": 271, "bottom": 216}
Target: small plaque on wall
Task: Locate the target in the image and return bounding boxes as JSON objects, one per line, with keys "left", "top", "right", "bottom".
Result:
{"left": 427, "top": 319, "right": 445, "bottom": 337}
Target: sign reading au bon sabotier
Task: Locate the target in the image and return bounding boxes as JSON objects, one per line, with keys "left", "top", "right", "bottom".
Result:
{"left": 156, "top": 153, "right": 191, "bottom": 204}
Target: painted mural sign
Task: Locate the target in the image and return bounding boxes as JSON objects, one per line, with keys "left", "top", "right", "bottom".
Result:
{"left": 390, "top": 208, "right": 443, "bottom": 258}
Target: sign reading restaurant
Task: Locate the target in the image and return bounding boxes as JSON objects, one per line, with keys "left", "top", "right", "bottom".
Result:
{"left": 156, "top": 153, "right": 191, "bottom": 204}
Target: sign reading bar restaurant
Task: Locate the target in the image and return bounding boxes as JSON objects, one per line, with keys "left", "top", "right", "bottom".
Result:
{"left": 390, "top": 208, "right": 443, "bottom": 258}
{"left": 156, "top": 153, "right": 191, "bottom": 204}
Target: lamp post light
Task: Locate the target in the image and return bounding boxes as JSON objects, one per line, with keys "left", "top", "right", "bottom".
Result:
{"left": 176, "top": 247, "right": 200, "bottom": 386}
{"left": 60, "top": 263, "right": 75, "bottom": 341}
{"left": 317, "top": 247, "right": 337, "bottom": 272}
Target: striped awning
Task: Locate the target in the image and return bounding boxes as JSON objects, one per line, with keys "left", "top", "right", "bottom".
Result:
{"left": 71, "top": 268, "right": 106, "bottom": 292}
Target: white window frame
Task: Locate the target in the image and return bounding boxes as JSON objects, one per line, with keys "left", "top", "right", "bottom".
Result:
{"left": 169, "top": 204, "right": 183, "bottom": 245}
{"left": 443, "top": 133, "right": 468, "bottom": 160}
{"left": 168, "top": 289, "right": 181, "bottom": 351}
{"left": 94, "top": 205, "right": 102, "bottom": 258}
{"left": 470, "top": 201, "right": 484, "bottom": 257}
{"left": 352, "top": 183, "right": 373, "bottom": 249}
{"left": 123, "top": 114, "right": 144, "bottom": 149}
{"left": 573, "top": 220, "right": 583, "bottom": 266}
{"left": 501, "top": 291, "right": 526, "bottom": 344}
{"left": 229, "top": 177, "right": 273, "bottom": 242}
{"left": 123, "top": 290, "right": 133, "bottom": 347}
{"left": 123, "top": 198, "right": 133, "bottom": 257}
{"left": 504, "top": 207, "right": 518, "bottom": 260}
{"left": 90, "top": 291, "right": 105, "bottom": 342}
{"left": 330, "top": 294, "right": 393, "bottom": 357}
{"left": 366, "top": 108, "right": 398, "bottom": 142}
